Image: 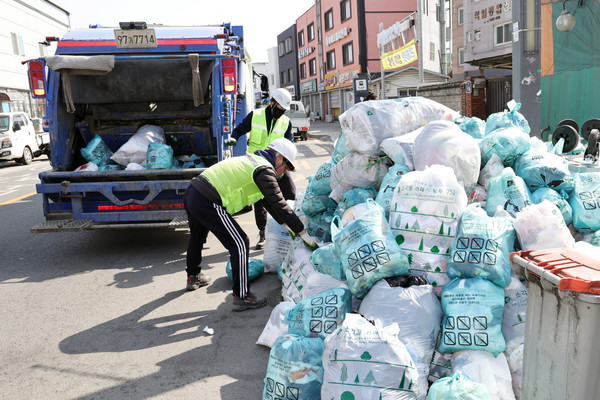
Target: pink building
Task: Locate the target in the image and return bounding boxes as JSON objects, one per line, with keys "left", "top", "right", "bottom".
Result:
{"left": 296, "top": 0, "right": 443, "bottom": 119}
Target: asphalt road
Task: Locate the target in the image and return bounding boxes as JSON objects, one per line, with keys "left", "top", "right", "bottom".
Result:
{"left": 0, "top": 121, "right": 340, "bottom": 400}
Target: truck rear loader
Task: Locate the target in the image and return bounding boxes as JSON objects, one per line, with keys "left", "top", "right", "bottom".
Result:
{"left": 25, "top": 22, "right": 252, "bottom": 232}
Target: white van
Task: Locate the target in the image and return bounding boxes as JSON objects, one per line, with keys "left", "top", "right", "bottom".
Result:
{"left": 0, "top": 112, "right": 49, "bottom": 164}
{"left": 288, "top": 101, "right": 311, "bottom": 141}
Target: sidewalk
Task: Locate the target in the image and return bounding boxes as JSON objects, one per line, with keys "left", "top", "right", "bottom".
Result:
{"left": 307, "top": 119, "right": 341, "bottom": 143}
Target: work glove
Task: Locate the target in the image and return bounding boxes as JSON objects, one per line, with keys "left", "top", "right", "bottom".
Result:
{"left": 224, "top": 138, "right": 237, "bottom": 147}
{"left": 299, "top": 231, "right": 319, "bottom": 250}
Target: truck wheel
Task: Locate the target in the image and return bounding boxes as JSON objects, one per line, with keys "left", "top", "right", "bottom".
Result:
{"left": 20, "top": 146, "right": 33, "bottom": 165}
{"left": 302, "top": 132, "right": 308, "bottom": 141}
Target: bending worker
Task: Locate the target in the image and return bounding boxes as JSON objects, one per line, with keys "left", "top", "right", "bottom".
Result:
{"left": 183, "top": 138, "right": 316, "bottom": 311}
{"left": 224, "top": 88, "right": 295, "bottom": 250}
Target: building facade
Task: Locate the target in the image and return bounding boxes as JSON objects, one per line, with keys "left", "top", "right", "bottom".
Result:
{"left": 277, "top": 25, "right": 300, "bottom": 100}
{"left": 294, "top": 0, "right": 449, "bottom": 121}
{"left": 0, "top": 0, "right": 69, "bottom": 116}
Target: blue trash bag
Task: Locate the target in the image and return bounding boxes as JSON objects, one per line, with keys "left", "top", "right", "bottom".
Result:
{"left": 307, "top": 161, "right": 334, "bottom": 195}
{"left": 447, "top": 204, "right": 515, "bottom": 288}
{"left": 81, "top": 134, "right": 113, "bottom": 166}
{"left": 311, "top": 243, "right": 345, "bottom": 280}
{"left": 531, "top": 187, "right": 573, "bottom": 225}
{"left": 263, "top": 334, "right": 324, "bottom": 400}
{"left": 287, "top": 287, "right": 352, "bottom": 339}
{"left": 332, "top": 199, "right": 410, "bottom": 298}
{"left": 332, "top": 131, "right": 352, "bottom": 164}
{"left": 307, "top": 210, "right": 334, "bottom": 243}
{"left": 226, "top": 257, "right": 264, "bottom": 282}
{"left": 375, "top": 163, "right": 412, "bottom": 217}
{"left": 454, "top": 115, "right": 486, "bottom": 139}
{"left": 479, "top": 127, "right": 532, "bottom": 168}
{"left": 146, "top": 142, "right": 174, "bottom": 169}
{"left": 302, "top": 185, "right": 338, "bottom": 217}
{"left": 568, "top": 172, "right": 600, "bottom": 233}
{"left": 485, "top": 103, "right": 531, "bottom": 135}
{"left": 333, "top": 186, "right": 378, "bottom": 219}
{"left": 485, "top": 167, "right": 532, "bottom": 217}
{"left": 514, "top": 150, "right": 574, "bottom": 194}
{"left": 438, "top": 277, "right": 506, "bottom": 356}
{"left": 181, "top": 154, "right": 206, "bottom": 169}
{"left": 427, "top": 370, "right": 493, "bottom": 400}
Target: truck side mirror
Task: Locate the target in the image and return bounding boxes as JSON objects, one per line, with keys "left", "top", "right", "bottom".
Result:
{"left": 260, "top": 76, "right": 269, "bottom": 99}
{"left": 13, "top": 123, "right": 21, "bottom": 132}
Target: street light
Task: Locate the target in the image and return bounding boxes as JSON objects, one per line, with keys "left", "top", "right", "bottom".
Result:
{"left": 556, "top": 0, "right": 577, "bottom": 32}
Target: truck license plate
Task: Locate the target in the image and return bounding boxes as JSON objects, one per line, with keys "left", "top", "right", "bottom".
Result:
{"left": 114, "top": 29, "right": 158, "bottom": 48}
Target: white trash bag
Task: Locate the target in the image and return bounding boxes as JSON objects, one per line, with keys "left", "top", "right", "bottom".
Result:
{"left": 413, "top": 120, "right": 481, "bottom": 192}
{"left": 329, "top": 153, "right": 389, "bottom": 202}
{"left": 513, "top": 200, "right": 575, "bottom": 250}
{"left": 322, "top": 313, "right": 424, "bottom": 400}
{"left": 256, "top": 301, "right": 295, "bottom": 348}
{"left": 111, "top": 124, "right": 166, "bottom": 166}
{"left": 452, "top": 350, "right": 516, "bottom": 400}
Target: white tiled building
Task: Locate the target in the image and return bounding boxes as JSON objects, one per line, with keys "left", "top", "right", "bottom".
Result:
{"left": 0, "top": 0, "right": 69, "bottom": 116}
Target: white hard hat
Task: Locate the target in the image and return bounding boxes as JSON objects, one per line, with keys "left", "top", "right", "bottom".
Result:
{"left": 270, "top": 88, "right": 292, "bottom": 110}
{"left": 267, "top": 138, "right": 297, "bottom": 171}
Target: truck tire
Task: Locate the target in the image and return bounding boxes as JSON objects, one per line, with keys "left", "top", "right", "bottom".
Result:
{"left": 20, "top": 146, "right": 33, "bottom": 165}
{"left": 302, "top": 131, "right": 308, "bottom": 141}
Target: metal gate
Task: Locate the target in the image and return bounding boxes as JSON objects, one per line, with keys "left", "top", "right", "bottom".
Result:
{"left": 486, "top": 77, "right": 512, "bottom": 115}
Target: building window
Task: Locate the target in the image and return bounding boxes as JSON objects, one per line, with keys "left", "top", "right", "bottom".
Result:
{"left": 474, "top": 29, "right": 481, "bottom": 41}
{"left": 300, "top": 63, "right": 307, "bottom": 79}
{"left": 308, "top": 23, "right": 315, "bottom": 41}
{"left": 495, "top": 22, "right": 512, "bottom": 45}
{"left": 288, "top": 68, "right": 294, "bottom": 82}
{"left": 458, "top": 48, "right": 465, "bottom": 65}
{"left": 342, "top": 42, "right": 353, "bottom": 65}
{"left": 341, "top": 0, "right": 351, "bottom": 21}
{"left": 309, "top": 58, "right": 317, "bottom": 76}
{"left": 278, "top": 41, "right": 285, "bottom": 57}
{"left": 280, "top": 71, "right": 286, "bottom": 84}
{"left": 285, "top": 37, "right": 292, "bottom": 53}
{"left": 326, "top": 50, "right": 336, "bottom": 70}
{"left": 457, "top": 7, "right": 464, "bottom": 25}
{"left": 325, "top": 9, "right": 334, "bottom": 31}
{"left": 298, "top": 30, "right": 305, "bottom": 47}
{"left": 430, "top": 42, "right": 435, "bottom": 61}
{"left": 11, "top": 33, "right": 25, "bottom": 56}
{"left": 467, "top": 31, "right": 473, "bottom": 42}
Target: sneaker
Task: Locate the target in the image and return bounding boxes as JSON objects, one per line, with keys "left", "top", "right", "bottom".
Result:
{"left": 186, "top": 273, "right": 211, "bottom": 291}
{"left": 255, "top": 230, "right": 266, "bottom": 250}
{"left": 232, "top": 292, "right": 267, "bottom": 311}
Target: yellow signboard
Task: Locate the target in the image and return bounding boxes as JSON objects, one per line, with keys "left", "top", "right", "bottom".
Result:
{"left": 381, "top": 40, "right": 418, "bottom": 71}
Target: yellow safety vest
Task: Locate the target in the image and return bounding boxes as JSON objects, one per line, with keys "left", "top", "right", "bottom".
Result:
{"left": 202, "top": 154, "right": 272, "bottom": 214}
{"left": 247, "top": 108, "right": 290, "bottom": 154}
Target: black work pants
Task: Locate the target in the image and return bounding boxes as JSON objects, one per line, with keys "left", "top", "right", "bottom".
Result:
{"left": 254, "top": 170, "right": 296, "bottom": 231}
{"left": 184, "top": 186, "right": 250, "bottom": 298}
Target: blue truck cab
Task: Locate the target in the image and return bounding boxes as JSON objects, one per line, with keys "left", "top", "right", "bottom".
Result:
{"left": 26, "top": 22, "right": 252, "bottom": 232}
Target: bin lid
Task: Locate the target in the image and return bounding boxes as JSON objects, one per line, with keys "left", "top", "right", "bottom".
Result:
{"left": 511, "top": 248, "right": 600, "bottom": 294}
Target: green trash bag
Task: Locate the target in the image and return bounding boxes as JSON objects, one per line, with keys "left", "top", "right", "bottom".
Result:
{"left": 427, "top": 371, "right": 492, "bottom": 400}
{"left": 225, "top": 257, "right": 264, "bottom": 282}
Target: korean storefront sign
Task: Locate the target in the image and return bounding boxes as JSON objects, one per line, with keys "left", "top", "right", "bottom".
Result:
{"left": 381, "top": 39, "right": 418, "bottom": 71}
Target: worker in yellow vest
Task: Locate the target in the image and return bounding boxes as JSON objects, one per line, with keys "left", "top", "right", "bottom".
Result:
{"left": 224, "top": 88, "right": 295, "bottom": 250}
{"left": 184, "top": 139, "right": 316, "bottom": 311}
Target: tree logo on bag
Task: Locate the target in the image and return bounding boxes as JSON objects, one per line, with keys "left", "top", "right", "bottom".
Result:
{"left": 348, "top": 240, "right": 389, "bottom": 279}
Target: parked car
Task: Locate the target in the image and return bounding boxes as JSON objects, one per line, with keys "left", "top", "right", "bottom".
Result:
{"left": 0, "top": 112, "right": 49, "bottom": 164}
{"left": 288, "top": 100, "right": 310, "bottom": 141}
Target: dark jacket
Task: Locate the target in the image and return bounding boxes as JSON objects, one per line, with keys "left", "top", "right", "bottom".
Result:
{"left": 231, "top": 107, "right": 293, "bottom": 142}
{"left": 190, "top": 151, "right": 304, "bottom": 234}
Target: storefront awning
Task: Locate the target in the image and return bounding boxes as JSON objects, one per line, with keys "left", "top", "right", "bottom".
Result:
{"left": 465, "top": 54, "right": 513, "bottom": 69}
{"left": 0, "top": 92, "right": 25, "bottom": 102}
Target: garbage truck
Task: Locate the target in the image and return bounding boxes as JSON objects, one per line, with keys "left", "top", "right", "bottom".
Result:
{"left": 25, "top": 22, "right": 253, "bottom": 232}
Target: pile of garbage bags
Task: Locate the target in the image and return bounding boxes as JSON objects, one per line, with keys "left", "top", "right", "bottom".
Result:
{"left": 257, "top": 97, "right": 600, "bottom": 399}
{"left": 76, "top": 124, "right": 207, "bottom": 171}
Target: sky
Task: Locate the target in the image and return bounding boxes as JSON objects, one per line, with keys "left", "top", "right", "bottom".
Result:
{"left": 51, "top": 0, "right": 315, "bottom": 62}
